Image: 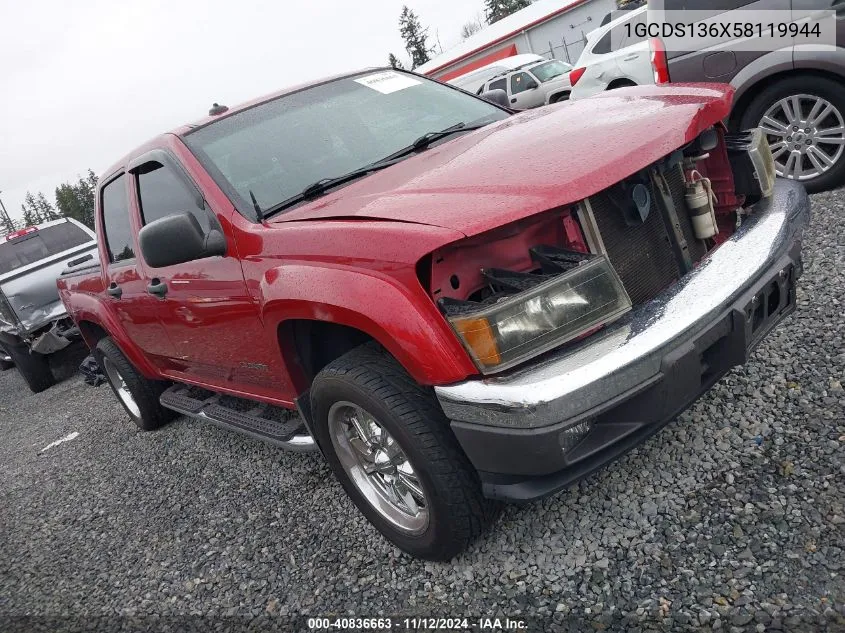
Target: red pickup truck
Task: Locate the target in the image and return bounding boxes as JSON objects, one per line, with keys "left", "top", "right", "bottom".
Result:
{"left": 58, "top": 69, "right": 809, "bottom": 560}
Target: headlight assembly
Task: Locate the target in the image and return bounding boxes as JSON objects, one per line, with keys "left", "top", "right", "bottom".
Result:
{"left": 445, "top": 256, "right": 632, "bottom": 374}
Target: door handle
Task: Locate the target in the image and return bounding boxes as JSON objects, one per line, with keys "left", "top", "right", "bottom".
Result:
{"left": 623, "top": 54, "right": 639, "bottom": 61}
{"left": 147, "top": 278, "right": 168, "bottom": 298}
{"left": 107, "top": 283, "right": 122, "bottom": 299}
{"left": 510, "top": 97, "right": 517, "bottom": 103}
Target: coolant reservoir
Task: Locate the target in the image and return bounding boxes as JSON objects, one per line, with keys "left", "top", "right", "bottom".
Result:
{"left": 685, "top": 177, "right": 719, "bottom": 240}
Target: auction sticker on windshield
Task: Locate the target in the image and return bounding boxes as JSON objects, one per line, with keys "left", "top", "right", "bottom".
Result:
{"left": 355, "top": 71, "right": 420, "bottom": 94}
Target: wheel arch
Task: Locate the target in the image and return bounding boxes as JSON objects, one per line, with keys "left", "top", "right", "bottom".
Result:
{"left": 730, "top": 67, "right": 845, "bottom": 131}
{"left": 606, "top": 78, "right": 637, "bottom": 90}
{"left": 261, "top": 265, "right": 478, "bottom": 394}
{"left": 547, "top": 90, "right": 571, "bottom": 104}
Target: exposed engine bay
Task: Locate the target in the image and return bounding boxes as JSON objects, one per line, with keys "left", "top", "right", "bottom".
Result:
{"left": 427, "top": 126, "right": 776, "bottom": 374}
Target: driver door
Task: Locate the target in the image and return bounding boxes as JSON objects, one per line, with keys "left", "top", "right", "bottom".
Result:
{"left": 509, "top": 71, "right": 542, "bottom": 109}
{"left": 129, "top": 152, "right": 285, "bottom": 396}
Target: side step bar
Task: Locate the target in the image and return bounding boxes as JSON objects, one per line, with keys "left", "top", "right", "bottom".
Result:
{"left": 160, "top": 384, "right": 316, "bottom": 452}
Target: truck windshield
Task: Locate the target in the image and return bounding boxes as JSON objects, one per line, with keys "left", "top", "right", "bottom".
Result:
{"left": 184, "top": 71, "right": 509, "bottom": 216}
{"left": 0, "top": 223, "right": 92, "bottom": 275}
{"left": 531, "top": 61, "right": 572, "bottom": 82}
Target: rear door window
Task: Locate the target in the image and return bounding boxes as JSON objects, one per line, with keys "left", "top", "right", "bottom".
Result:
{"left": 0, "top": 223, "right": 92, "bottom": 275}
{"left": 101, "top": 175, "right": 135, "bottom": 263}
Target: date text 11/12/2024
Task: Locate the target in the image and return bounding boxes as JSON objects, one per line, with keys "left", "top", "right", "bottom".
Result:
{"left": 306, "top": 616, "right": 529, "bottom": 631}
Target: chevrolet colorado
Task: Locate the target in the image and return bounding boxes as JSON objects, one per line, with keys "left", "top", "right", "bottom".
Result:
{"left": 58, "top": 69, "right": 809, "bottom": 560}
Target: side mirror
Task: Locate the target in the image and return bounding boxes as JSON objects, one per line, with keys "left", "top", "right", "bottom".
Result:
{"left": 139, "top": 213, "right": 226, "bottom": 268}
{"left": 525, "top": 80, "right": 539, "bottom": 91}
{"left": 481, "top": 89, "right": 510, "bottom": 108}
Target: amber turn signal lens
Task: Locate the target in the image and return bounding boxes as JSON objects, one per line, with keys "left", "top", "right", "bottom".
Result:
{"left": 452, "top": 317, "right": 502, "bottom": 368}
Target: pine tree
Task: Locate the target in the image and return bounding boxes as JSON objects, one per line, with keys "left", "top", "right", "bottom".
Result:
{"left": 399, "top": 6, "right": 434, "bottom": 69}
{"left": 22, "top": 204, "right": 37, "bottom": 227}
{"left": 484, "top": 0, "right": 532, "bottom": 25}
{"left": 22, "top": 192, "right": 42, "bottom": 224}
{"left": 35, "top": 192, "right": 59, "bottom": 221}
{"left": 388, "top": 53, "right": 405, "bottom": 69}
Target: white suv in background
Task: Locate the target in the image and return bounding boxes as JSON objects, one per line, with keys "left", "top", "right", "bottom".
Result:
{"left": 478, "top": 59, "right": 574, "bottom": 109}
{"left": 569, "top": 6, "right": 668, "bottom": 100}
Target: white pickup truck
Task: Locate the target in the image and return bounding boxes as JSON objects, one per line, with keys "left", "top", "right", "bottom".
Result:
{"left": 0, "top": 218, "right": 98, "bottom": 392}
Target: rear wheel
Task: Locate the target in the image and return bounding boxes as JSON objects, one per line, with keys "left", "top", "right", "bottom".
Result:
{"left": 5, "top": 343, "right": 54, "bottom": 393}
{"left": 310, "top": 343, "right": 499, "bottom": 561}
{"left": 739, "top": 76, "right": 845, "bottom": 193}
{"left": 93, "top": 337, "right": 174, "bottom": 431}
{"left": 607, "top": 79, "right": 637, "bottom": 90}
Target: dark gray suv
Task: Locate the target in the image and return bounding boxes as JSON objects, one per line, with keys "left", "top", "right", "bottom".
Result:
{"left": 661, "top": 0, "right": 845, "bottom": 193}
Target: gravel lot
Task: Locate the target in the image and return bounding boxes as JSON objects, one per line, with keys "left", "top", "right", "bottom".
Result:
{"left": 1, "top": 191, "right": 843, "bottom": 633}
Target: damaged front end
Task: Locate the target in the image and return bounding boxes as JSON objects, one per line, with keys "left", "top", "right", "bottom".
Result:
{"left": 428, "top": 124, "right": 778, "bottom": 376}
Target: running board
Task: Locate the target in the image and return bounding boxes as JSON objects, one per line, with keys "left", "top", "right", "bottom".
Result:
{"left": 159, "top": 384, "right": 316, "bottom": 452}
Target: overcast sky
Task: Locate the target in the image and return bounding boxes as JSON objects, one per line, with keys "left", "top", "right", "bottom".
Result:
{"left": 0, "top": 0, "right": 483, "bottom": 220}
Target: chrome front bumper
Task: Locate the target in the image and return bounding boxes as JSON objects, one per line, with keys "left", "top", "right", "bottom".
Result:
{"left": 435, "top": 179, "right": 810, "bottom": 430}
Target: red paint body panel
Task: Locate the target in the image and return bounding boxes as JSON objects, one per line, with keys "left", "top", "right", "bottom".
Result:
{"left": 273, "top": 84, "right": 734, "bottom": 238}
{"left": 57, "top": 82, "right": 735, "bottom": 408}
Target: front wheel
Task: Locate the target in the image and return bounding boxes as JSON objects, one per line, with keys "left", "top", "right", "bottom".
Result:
{"left": 740, "top": 76, "right": 845, "bottom": 193}
{"left": 310, "top": 343, "right": 499, "bottom": 561}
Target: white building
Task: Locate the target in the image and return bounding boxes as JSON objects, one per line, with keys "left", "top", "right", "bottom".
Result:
{"left": 417, "top": 0, "right": 616, "bottom": 82}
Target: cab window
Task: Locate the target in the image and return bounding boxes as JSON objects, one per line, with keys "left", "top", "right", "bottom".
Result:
{"left": 135, "top": 162, "right": 210, "bottom": 233}
{"left": 101, "top": 175, "right": 135, "bottom": 263}
{"left": 488, "top": 78, "right": 507, "bottom": 92}
{"left": 510, "top": 72, "right": 535, "bottom": 95}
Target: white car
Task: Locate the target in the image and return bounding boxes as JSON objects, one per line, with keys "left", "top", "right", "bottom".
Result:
{"left": 569, "top": 6, "right": 666, "bottom": 101}
{"left": 478, "top": 58, "right": 574, "bottom": 109}
{"left": 448, "top": 54, "right": 548, "bottom": 95}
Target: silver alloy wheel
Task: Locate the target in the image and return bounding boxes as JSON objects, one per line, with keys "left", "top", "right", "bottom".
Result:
{"left": 759, "top": 94, "right": 845, "bottom": 181}
{"left": 328, "top": 401, "right": 429, "bottom": 534}
{"left": 102, "top": 357, "right": 141, "bottom": 419}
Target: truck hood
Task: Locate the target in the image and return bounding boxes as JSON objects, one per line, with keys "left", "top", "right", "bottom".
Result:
{"left": 273, "top": 83, "right": 734, "bottom": 237}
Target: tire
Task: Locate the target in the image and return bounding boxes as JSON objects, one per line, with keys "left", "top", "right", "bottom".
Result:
{"left": 607, "top": 80, "right": 637, "bottom": 90}
{"left": 549, "top": 92, "right": 570, "bottom": 104}
{"left": 310, "top": 343, "right": 500, "bottom": 561}
{"left": 5, "top": 343, "right": 54, "bottom": 393}
{"left": 93, "top": 337, "right": 174, "bottom": 431}
{"left": 738, "top": 76, "right": 845, "bottom": 193}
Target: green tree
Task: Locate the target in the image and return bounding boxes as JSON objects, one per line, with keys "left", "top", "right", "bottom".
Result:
{"left": 35, "top": 192, "right": 60, "bottom": 221}
{"left": 22, "top": 192, "right": 43, "bottom": 224}
{"left": 399, "top": 6, "right": 434, "bottom": 69}
{"left": 484, "top": 0, "right": 532, "bottom": 25}
{"left": 388, "top": 53, "right": 405, "bottom": 69}
{"left": 0, "top": 213, "right": 14, "bottom": 234}
{"left": 21, "top": 203, "right": 37, "bottom": 227}
{"left": 55, "top": 170, "right": 98, "bottom": 229}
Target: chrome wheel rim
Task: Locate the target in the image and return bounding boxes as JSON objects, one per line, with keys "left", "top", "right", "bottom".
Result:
{"left": 328, "top": 401, "right": 429, "bottom": 534}
{"left": 102, "top": 358, "right": 141, "bottom": 419}
{"left": 759, "top": 94, "right": 845, "bottom": 182}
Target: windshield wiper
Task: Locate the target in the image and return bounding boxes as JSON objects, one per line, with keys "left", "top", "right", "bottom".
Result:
{"left": 264, "top": 122, "right": 489, "bottom": 218}
{"left": 264, "top": 159, "right": 403, "bottom": 218}
{"left": 379, "top": 122, "right": 488, "bottom": 164}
